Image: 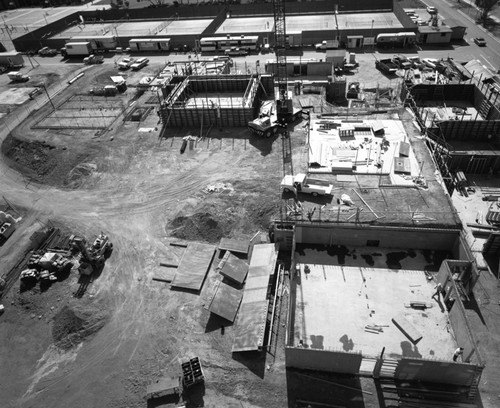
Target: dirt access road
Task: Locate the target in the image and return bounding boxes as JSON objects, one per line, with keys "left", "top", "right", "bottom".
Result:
{"left": 0, "top": 60, "right": 304, "bottom": 408}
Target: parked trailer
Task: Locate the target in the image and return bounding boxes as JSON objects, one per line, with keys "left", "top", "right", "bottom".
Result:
{"left": 376, "top": 32, "right": 416, "bottom": 48}
{"left": 200, "top": 35, "right": 259, "bottom": 53}
{"left": 69, "top": 36, "right": 118, "bottom": 52}
{"left": 0, "top": 51, "right": 24, "bottom": 68}
{"left": 61, "top": 42, "right": 93, "bottom": 58}
{"left": 129, "top": 38, "right": 170, "bottom": 52}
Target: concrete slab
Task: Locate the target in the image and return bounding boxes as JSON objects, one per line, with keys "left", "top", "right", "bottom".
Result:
{"left": 216, "top": 13, "right": 403, "bottom": 35}
{"left": 309, "top": 119, "right": 420, "bottom": 176}
{"left": 185, "top": 93, "right": 246, "bottom": 109}
{"left": 51, "top": 19, "right": 213, "bottom": 41}
{"left": 0, "top": 87, "right": 36, "bottom": 105}
{"left": 292, "top": 262, "right": 457, "bottom": 360}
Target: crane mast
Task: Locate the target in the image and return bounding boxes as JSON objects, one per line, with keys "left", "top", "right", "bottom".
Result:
{"left": 273, "top": 0, "right": 293, "bottom": 123}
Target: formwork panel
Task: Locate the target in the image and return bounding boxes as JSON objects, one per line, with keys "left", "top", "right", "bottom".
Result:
{"left": 163, "top": 75, "right": 258, "bottom": 128}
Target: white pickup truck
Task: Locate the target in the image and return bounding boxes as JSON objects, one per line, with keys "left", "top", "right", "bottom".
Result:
{"left": 281, "top": 173, "right": 333, "bottom": 196}
{"left": 315, "top": 40, "right": 339, "bottom": 50}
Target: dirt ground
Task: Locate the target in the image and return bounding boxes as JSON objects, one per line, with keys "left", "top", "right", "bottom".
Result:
{"left": 0, "top": 60, "right": 296, "bottom": 408}
{"left": 0, "top": 54, "right": 498, "bottom": 408}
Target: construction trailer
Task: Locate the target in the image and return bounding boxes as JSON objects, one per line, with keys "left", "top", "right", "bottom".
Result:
{"left": 129, "top": 38, "right": 170, "bottom": 52}
{"left": 0, "top": 51, "right": 24, "bottom": 68}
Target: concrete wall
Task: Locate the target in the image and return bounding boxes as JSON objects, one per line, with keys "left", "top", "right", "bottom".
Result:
{"left": 294, "top": 224, "right": 461, "bottom": 251}
{"left": 285, "top": 347, "right": 362, "bottom": 374}
{"left": 307, "top": 62, "right": 333, "bottom": 76}
{"left": 395, "top": 358, "right": 480, "bottom": 386}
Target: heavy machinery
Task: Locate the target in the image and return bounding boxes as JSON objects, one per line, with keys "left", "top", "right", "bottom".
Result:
{"left": 71, "top": 233, "right": 112, "bottom": 276}
{"left": 20, "top": 251, "right": 73, "bottom": 283}
{"left": 247, "top": 0, "right": 302, "bottom": 139}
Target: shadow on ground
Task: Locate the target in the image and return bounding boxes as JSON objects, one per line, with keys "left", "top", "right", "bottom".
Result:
{"left": 286, "top": 369, "right": 368, "bottom": 408}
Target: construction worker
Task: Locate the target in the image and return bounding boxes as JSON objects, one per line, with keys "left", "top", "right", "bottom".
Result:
{"left": 431, "top": 282, "right": 443, "bottom": 300}
{"left": 453, "top": 347, "right": 464, "bottom": 362}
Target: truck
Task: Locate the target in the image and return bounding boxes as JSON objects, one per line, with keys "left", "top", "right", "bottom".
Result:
{"left": 375, "top": 58, "right": 399, "bottom": 74}
{"left": 38, "top": 46, "right": 58, "bottom": 57}
{"left": 392, "top": 55, "right": 412, "bottom": 70}
{"left": 61, "top": 42, "right": 93, "bottom": 58}
{"left": 0, "top": 51, "right": 24, "bottom": 69}
{"left": 8, "top": 71, "right": 29, "bottom": 82}
{"left": 315, "top": 40, "right": 339, "bottom": 51}
{"left": 83, "top": 54, "right": 104, "bottom": 64}
{"left": 281, "top": 173, "right": 334, "bottom": 196}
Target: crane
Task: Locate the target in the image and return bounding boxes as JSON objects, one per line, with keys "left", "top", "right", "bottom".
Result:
{"left": 272, "top": 0, "right": 293, "bottom": 124}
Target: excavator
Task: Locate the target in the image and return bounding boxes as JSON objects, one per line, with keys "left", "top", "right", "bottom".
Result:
{"left": 70, "top": 233, "right": 113, "bottom": 276}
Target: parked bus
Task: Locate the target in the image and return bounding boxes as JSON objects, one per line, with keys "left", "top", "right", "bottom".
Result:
{"left": 200, "top": 35, "right": 259, "bottom": 53}
{"left": 129, "top": 38, "right": 170, "bottom": 52}
{"left": 376, "top": 32, "right": 416, "bottom": 48}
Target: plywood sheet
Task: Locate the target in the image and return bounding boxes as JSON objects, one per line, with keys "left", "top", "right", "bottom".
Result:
{"left": 232, "top": 243, "right": 278, "bottom": 352}
{"left": 171, "top": 242, "right": 215, "bottom": 291}
{"left": 208, "top": 280, "right": 243, "bottom": 322}
{"left": 219, "top": 252, "right": 248, "bottom": 285}
{"left": 392, "top": 313, "right": 423, "bottom": 344}
{"left": 219, "top": 238, "right": 250, "bottom": 254}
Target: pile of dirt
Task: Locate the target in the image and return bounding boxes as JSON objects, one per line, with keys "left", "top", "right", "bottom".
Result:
{"left": 1, "top": 134, "right": 58, "bottom": 177}
{"left": 170, "top": 212, "right": 231, "bottom": 243}
{"left": 52, "top": 304, "right": 108, "bottom": 350}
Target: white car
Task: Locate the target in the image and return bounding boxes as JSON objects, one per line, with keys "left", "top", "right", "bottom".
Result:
{"left": 427, "top": 6, "right": 438, "bottom": 14}
{"left": 130, "top": 57, "right": 149, "bottom": 70}
{"left": 118, "top": 57, "right": 134, "bottom": 69}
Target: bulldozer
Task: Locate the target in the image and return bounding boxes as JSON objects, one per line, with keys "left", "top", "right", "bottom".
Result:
{"left": 71, "top": 233, "right": 112, "bottom": 276}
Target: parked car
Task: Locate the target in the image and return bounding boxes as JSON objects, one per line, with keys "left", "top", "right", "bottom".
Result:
{"left": 130, "top": 57, "right": 149, "bottom": 70}
{"left": 118, "top": 57, "right": 134, "bottom": 69}
{"left": 426, "top": 6, "right": 438, "bottom": 14}
{"left": 225, "top": 47, "right": 248, "bottom": 56}
{"left": 474, "top": 37, "right": 487, "bottom": 47}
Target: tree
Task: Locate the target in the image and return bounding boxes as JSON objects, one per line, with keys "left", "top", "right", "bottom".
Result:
{"left": 475, "top": 0, "right": 498, "bottom": 24}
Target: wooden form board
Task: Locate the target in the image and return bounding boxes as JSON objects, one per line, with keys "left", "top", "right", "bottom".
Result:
{"left": 207, "top": 280, "right": 243, "bottom": 322}
{"left": 219, "top": 238, "right": 250, "bottom": 255}
{"left": 392, "top": 313, "right": 423, "bottom": 344}
{"left": 218, "top": 252, "right": 248, "bottom": 285}
{"left": 232, "top": 243, "right": 278, "bottom": 352}
{"left": 171, "top": 242, "right": 215, "bottom": 291}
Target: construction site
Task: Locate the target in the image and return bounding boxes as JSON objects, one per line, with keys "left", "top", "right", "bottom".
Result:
{"left": 2, "top": 0, "right": 500, "bottom": 408}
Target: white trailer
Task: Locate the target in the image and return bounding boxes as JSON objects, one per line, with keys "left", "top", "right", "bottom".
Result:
{"left": 61, "top": 42, "right": 93, "bottom": 57}
{"left": 0, "top": 51, "right": 24, "bottom": 68}
{"left": 129, "top": 38, "right": 170, "bottom": 52}
{"left": 281, "top": 173, "right": 333, "bottom": 196}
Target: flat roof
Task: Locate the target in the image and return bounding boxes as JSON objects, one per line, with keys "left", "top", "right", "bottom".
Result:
{"left": 52, "top": 19, "right": 213, "bottom": 41}
{"left": 292, "top": 249, "right": 458, "bottom": 359}
{"left": 216, "top": 12, "right": 403, "bottom": 35}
